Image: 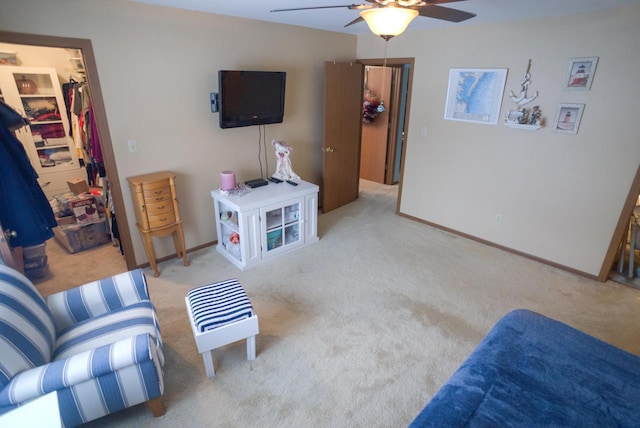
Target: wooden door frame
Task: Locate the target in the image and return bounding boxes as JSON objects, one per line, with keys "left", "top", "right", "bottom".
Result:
{"left": 600, "top": 163, "right": 640, "bottom": 281}
{"left": 357, "top": 58, "right": 414, "bottom": 213}
{"left": 0, "top": 30, "right": 136, "bottom": 270}
{"left": 386, "top": 66, "right": 403, "bottom": 185}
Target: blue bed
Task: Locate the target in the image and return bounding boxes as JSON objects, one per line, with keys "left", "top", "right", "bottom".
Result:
{"left": 410, "top": 309, "right": 640, "bottom": 427}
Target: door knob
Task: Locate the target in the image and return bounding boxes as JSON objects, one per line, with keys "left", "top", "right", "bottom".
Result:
{"left": 322, "top": 146, "right": 335, "bottom": 153}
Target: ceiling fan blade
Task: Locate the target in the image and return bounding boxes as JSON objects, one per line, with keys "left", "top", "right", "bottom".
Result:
{"left": 424, "top": 0, "right": 468, "bottom": 4}
{"left": 271, "top": 4, "right": 365, "bottom": 12}
{"left": 344, "top": 16, "right": 365, "bottom": 27}
{"left": 418, "top": 5, "right": 476, "bottom": 22}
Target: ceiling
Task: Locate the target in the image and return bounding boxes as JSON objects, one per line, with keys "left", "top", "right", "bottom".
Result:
{"left": 129, "top": 0, "right": 637, "bottom": 36}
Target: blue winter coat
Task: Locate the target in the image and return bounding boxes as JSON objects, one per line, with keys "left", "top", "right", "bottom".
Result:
{"left": 0, "top": 122, "right": 56, "bottom": 247}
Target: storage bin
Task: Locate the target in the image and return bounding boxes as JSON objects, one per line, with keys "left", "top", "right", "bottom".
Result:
{"left": 53, "top": 218, "right": 109, "bottom": 253}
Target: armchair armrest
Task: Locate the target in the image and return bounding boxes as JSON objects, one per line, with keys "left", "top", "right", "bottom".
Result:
{"left": 45, "top": 269, "right": 150, "bottom": 332}
{"left": 0, "top": 333, "right": 159, "bottom": 407}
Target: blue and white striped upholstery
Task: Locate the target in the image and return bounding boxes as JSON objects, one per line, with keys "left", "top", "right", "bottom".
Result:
{"left": 53, "top": 300, "right": 163, "bottom": 364}
{"left": 186, "top": 278, "right": 255, "bottom": 333}
{"left": 0, "top": 333, "right": 163, "bottom": 427}
{"left": 0, "top": 266, "right": 164, "bottom": 426}
{"left": 45, "top": 268, "right": 150, "bottom": 332}
{"left": 0, "top": 266, "right": 55, "bottom": 389}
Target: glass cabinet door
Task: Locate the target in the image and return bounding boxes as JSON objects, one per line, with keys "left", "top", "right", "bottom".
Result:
{"left": 12, "top": 72, "right": 74, "bottom": 171}
{"left": 263, "top": 199, "right": 302, "bottom": 255}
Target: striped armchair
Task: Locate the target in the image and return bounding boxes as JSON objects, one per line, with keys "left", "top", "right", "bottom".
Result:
{"left": 0, "top": 264, "right": 165, "bottom": 427}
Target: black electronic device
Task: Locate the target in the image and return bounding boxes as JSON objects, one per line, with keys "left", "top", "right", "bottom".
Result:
{"left": 245, "top": 178, "right": 269, "bottom": 188}
{"left": 268, "top": 177, "right": 282, "bottom": 183}
{"left": 218, "top": 70, "right": 286, "bottom": 129}
{"left": 210, "top": 92, "right": 219, "bottom": 113}
{"left": 286, "top": 180, "right": 298, "bottom": 186}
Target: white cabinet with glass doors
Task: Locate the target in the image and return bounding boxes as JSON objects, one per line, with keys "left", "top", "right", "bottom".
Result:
{"left": 211, "top": 180, "right": 319, "bottom": 270}
{"left": 0, "top": 66, "right": 80, "bottom": 186}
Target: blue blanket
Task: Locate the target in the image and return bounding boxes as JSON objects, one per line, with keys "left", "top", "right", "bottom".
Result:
{"left": 410, "top": 309, "right": 640, "bottom": 427}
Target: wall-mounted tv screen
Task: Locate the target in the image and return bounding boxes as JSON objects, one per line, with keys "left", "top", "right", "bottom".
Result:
{"left": 218, "top": 70, "right": 286, "bottom": 129}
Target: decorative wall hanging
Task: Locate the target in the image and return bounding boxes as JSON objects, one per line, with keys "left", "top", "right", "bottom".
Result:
{"left": 504, "top": 59, "right": 544, "bottom": 130}
{"left": 362, "top": 87, "right": 383, "bottom": 124}
{"left": 563, "top": 57, "right": 598, "bottom": 91}
{"left": 553, "top": 103, "right": 584, "bottom": 134}
{"left": 444, "top": 68, "right": 507, "bottom": 125}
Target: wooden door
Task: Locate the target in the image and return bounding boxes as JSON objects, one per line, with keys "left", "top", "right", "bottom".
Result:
{"left": 360, "top": 66, "right": 392, "bottom": 184}
{"left": 322, "top": 61, "right": 364, "bottom": 213}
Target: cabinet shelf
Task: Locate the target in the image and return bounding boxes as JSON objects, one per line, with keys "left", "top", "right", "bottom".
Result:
{"left": 220, "top": 219, "right": 239, "bottom": 232}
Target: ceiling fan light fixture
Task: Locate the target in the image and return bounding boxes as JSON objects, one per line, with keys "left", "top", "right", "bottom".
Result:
{"left": 360, "top": 7, "right": 419, "bottom": 40}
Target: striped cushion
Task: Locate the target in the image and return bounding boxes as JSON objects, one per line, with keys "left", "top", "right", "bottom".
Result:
{"left": 53, "top": 300, "right": 163, "bottom": 366}
{"left": 0, "top": 265, "right": 55, "bottom": 389}
{"left": 45, "top": 268, "right": 149, "bottom": 333}
{"left": 186, "top": 279, "right": 255, "bottom": 333}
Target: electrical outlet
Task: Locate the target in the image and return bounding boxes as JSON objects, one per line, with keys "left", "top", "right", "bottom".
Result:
{"left": 128, "top": 140, "right": 137, "bottom": 153}
{"left": 495, "top": 214, "right": 503, "bottom": 224}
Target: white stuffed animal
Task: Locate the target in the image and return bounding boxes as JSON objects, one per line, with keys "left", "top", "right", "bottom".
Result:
{"left": 272, "top": 140, "right": 300, "bottom": 181}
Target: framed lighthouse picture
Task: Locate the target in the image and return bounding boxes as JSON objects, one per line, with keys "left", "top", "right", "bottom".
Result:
{"left": 563, "top": 57, "right": 598, "bottom": 91}
{"left": 553, "top": 103, "right": 585, "bottom": 134}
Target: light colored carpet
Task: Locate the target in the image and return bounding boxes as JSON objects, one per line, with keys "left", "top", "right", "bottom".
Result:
{"left": 38, "top": 180, "right": 640, "bottom": 427}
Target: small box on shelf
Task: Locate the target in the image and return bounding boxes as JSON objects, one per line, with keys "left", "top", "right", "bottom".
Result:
{"left": 67, "top": 178, "right": 90, "bottom": 195}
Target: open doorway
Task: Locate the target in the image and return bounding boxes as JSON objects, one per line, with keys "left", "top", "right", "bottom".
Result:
{"left": 0, "top": 31, "right": 136, "bottom": 283}
{"left": 606, "top": 164, "right": 640, "bottom": 286}
{"left": 358, "top": 57, "right": 414, "bottom": 211}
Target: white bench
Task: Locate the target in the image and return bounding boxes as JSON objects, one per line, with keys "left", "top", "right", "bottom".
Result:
{"left": 185, "top": 279, "right": 259, "bottom": 377}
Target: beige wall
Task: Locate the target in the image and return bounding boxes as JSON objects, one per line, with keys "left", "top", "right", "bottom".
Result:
{"left": 0, "top": 0, "right": 357, "bottom": 265}
{"left": 357, "top": 5, "right": 640, "bottom": 276}
{"left": 3, "top": 1, "right": 639, "bottom": 276}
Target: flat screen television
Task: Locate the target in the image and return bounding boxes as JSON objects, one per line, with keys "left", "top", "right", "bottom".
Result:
{"left": 218, "top": 70, "right": 286, "bottom": 129}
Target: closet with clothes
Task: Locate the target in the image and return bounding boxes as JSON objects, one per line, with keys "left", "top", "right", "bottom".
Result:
{"left": 61, "top": 76, "right": 122, "bottom": 254}
{"left": 0, "top": 44, "right": 124, "bottom": 280}
{"left": 62, "top": 77, "right": 105, "bottom": 186}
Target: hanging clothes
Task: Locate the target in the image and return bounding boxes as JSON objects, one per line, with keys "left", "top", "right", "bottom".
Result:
{"left": 0, "top": 115, "right": 57, "bottom": 248}
{"left": 65, "top": 81, "right": 105, "bottom": 183}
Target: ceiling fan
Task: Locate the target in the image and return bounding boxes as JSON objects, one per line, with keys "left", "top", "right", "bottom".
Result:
{"left": 271, "top": 0, "right": 476, "bottom": 40}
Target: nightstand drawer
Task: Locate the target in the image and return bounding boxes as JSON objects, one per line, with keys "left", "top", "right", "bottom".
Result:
{"left": 142, "top": 182, "right": 171, "bottom": 199}
{"left": 148, "top": 211, "right": 177, "bottom": 228}
{"left": 144, "top": 193, "right": 172, "bottom": 205}
{"left": 145, "top": 200, "right": 174, "bottom": 216}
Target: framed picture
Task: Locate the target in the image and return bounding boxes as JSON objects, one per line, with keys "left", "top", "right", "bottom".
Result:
{"left": 564, "top": 57, "right": 598, "bottom": 91}
{"left": 444, "top": 68, "right": 508, "bottom": 125}
{"left": 553, "top": 103, "right": 585, "bottom": 134}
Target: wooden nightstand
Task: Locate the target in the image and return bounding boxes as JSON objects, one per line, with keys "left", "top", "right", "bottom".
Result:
{"left": 127, "top": 171, "right": 189, "bottom": 276}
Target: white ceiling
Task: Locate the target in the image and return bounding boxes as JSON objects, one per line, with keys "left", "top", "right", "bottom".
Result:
{"left": 129, "top": 0, "right": 638, "bottom": 35}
